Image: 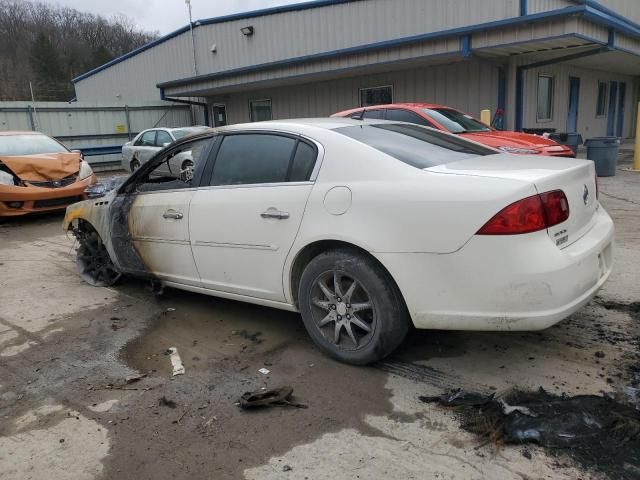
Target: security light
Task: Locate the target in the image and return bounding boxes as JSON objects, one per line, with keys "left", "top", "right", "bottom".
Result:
{"left": 240, "top": 26, "right": 254, "bottom": 36}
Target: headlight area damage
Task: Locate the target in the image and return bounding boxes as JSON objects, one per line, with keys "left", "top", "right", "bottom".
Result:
{"left": 64, "top": 184, "right": 158, "bottom": 289}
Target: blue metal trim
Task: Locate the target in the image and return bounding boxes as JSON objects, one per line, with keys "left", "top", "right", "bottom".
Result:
{"left": 160, "top": 88, "right": 210, "bottom": 126}
{"left": 197, "top": 0, "right": 360, "bottom": 26}
{"left": 74, "top": 145, "right": 123, "bottom": 156}
{"left": 163, "top": 51, "right": 460, "bottom": 97}
{"left": 158, "top": 6, "right": 586, "bottom": 90}
{"left": 607, "top": 81, "right": 618, "bottom": 136}
{"left": 583, "top": 6, "right": 640, "bottom": 39}
{"left": 577, "top": 0, "right": 640, "bottom": 32}
{"left": 616, "top": 81, "right": 626, "bottom": 137}
{"left": 461, "top": 35, "right": 472, "bottom": 57}
{"left": 608, "top": 28, "right": 617, "bottom": 49}
{"left": 515, "top": 69, "right": 524, "bottom": 132}
{"left": 498, "top": 68, "right": 506, "bottom": 111}
{"left": 520, "top": 0, "right": 528, "bottom": 16}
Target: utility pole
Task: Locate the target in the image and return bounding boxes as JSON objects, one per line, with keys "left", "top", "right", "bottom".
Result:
{"left": 186, "top": 0, "right": 198, "bottom": 76}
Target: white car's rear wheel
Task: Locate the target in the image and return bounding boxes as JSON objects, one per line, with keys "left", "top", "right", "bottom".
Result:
{"left": 298, "top": 249, "right": 409, "bottom": 365}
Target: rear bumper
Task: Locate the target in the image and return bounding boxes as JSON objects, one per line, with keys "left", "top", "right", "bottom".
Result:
{"left": 0, "top": 175, "right": 96, "bottom": 217}
{"left": 377, "top": 206, "right": 614, "bottom": 331}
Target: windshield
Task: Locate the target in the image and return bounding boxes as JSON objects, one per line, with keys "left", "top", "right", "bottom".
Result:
{"left": 335, "top": 123, "right": 494, "bottom": 169}
{"left": 423, "top": 108, "right": 491, "bottom": 133}
{"left": 0, "top": 134, "right": 68, "bottom": 156}
{"left": 172, "top": 126, "right": 208, "bottom": 140}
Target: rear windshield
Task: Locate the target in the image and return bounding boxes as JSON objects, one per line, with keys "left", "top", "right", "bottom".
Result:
{"left": 172, "top": 127, "right": 208, "bottom": 140}
{"left": 334, "top": 123, "right": 494, "bottom": 168}
{"left": 0, "top": 134, "right": 68, "bottom": 156}
{"left": 424, "top": 108, "right": 490, "bottom": 133}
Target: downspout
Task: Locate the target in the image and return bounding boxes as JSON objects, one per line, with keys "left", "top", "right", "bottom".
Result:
{"left": 160, "top": 87, "right": 210, "bottom": 126}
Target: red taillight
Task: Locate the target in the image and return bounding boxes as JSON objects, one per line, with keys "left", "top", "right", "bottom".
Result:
{"left": 477, "top": 190, "right": 569, "bottom": 235}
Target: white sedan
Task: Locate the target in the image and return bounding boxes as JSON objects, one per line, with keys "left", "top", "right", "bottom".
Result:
{"left": 121, "top": 126, "right": 208, "bottom": 172}
{"left": 63, "top": 118, "right": 614, "bottom": 365}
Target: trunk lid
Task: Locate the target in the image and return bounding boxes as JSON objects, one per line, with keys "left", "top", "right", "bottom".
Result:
{"left": 427, "top": 154, "right": 598, "bottom": 247}
{"left": 0, "top": 152, "right": 81, "bottom": 182}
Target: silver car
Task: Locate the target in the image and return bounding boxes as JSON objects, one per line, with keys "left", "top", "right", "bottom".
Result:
{"left": 121, "top": 126, "right": 208, "bottom": 172}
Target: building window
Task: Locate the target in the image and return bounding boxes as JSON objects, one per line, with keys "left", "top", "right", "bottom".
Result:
{"left": 359, "top": 85, "right": 393, "bottom": 107}
{"left": 249, "top": 99, "right": 272, "bottom": 122}
{"left": 536, "top": 75, "right": 554, "bottom": 121}
{"left": 596, "top": 81, "right": 608, "bottom": 117}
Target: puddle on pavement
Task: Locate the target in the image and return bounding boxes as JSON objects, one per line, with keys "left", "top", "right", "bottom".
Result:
{"left": 120, "top": 288, "right": 306, "bottom": 376}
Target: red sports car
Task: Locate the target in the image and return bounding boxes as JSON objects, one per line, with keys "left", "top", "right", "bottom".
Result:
{"left": 332, "top": 103, "right": 575, "bottom": 157}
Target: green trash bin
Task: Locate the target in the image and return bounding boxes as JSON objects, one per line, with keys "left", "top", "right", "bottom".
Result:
{"left": 584, "top": 137, "right": 620, "bottom": 177}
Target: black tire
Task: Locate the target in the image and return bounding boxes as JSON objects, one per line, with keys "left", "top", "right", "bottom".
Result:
{"left": 298, "top": 248, "right": 409, "bottom": 365}
{"left": 76, "top": 228, "right": 121, "bottom": 287}
{"left": 131, "top": 158, "right": 141, "bottom": 171}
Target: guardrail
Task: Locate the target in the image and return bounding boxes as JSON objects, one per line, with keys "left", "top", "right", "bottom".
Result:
{"left": 74, "top": 145, "right": 123, "bottom": 157}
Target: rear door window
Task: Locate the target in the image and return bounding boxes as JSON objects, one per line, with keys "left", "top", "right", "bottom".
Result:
{"left": 155, "top": 130, "right": 172, "bottom": 147}
{"left": 386, "top": 109, "right": 436, "bottom": 128}
{"left": 210, "top": 134, "right": 296, "bottom": 186}
{"left": 288, "top": 141, "right": 317, "bottom": 182}
{"left": 335, "top": 123, "right": 494, "bottom": 168}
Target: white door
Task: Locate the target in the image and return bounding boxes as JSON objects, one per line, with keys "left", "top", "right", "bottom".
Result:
{"left": 113, "top": 136, "right": 213, "bottom": 285}
{"left": 189, "top": 133, "right": 318, "bottom": 301}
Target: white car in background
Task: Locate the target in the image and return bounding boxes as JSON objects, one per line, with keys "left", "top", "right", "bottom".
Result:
{"left": 65, "top": 118, "right": 614, "bottom": 365}
{"left": 121, "top": 126, "right": 208, "bottom": 173}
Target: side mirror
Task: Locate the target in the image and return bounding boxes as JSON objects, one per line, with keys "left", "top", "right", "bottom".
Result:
{"left": 71, "top": 149, "right": 84, "bottom": 160}
{"left": 163, "top": 142, "right": 171, "bottom": 148}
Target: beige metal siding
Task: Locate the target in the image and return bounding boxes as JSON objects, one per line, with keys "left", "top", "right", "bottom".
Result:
{"left": 617, "top": 33, "right": 640, "bottom": 56}
{"left": 192, "top": 0, "right": 517, "bottom": 76}
{"left": 527, "top": 0, "right": 575, "bottom": 14}
{"left": 596, "top": 0, "right": 640, "bottom": 26}
{"left": 164, "top": 38, "right": 461, "bottom": 97}
{"left": 522, "top": 64, "right": 637, "bottom": 137}
{"left": 74, "top": 0, "right": 518, "bottom": 103}
{"left": 215, "top": 60, "right": 500, "bottom": 125}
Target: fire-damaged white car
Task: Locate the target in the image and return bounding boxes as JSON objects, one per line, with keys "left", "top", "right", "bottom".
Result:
{"left": 64, "top": 118, "right": 614, "bottom": 365}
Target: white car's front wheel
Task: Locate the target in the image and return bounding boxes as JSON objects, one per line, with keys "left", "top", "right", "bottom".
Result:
{"left": 298, "top": 249, "right": 409, "bottom": 365}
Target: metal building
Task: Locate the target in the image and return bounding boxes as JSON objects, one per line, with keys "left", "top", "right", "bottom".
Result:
{"left": 72, "top": 0, "right": 640, "bottom": 138}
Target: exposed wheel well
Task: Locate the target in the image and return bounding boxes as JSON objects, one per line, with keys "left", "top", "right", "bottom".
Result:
{"left": 289, "top": 240, "right": 408, "bottom": 314}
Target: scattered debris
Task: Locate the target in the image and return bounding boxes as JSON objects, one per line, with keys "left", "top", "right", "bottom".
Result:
{"left": 125, "top": 373, "right": 147, "bottom": 384}
{"left": 258, "top": 368, "right": 270, "bottom": 375}
{"left": 167, "top": 347, "right": 185, "bottom": 376}
{"left": 166, "top": 308, "right": 176, "bottom": 312}
{"left": 421, "top": 387, "right": 640, "bottom": 478}
{"left": 595, "top": 351, "right": 606, "bottom": 359}
{"left": 239, "top": 386, "right": 307, "bottom": 410}
{"left": 158, "top": 396, "right": 177, "bottom": 409}
{"left": 234, "top": 330, "right": 263, "bottom": 344}
{"left": 419, "top": 389, "right": 495, "bottom": 407}
{"left": 282, "top": 465, "right": 293, "bottom": 472}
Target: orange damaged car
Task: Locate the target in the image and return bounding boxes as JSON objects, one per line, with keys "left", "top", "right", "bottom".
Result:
{"left": 0, "top": 131, "right": 97, "bottom": 217}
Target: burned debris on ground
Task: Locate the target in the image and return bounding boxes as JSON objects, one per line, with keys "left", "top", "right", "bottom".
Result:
{"left": 422, "top": 387, "right": 640, "bottom": 479}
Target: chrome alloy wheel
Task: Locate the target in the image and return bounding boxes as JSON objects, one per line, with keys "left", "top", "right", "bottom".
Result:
{"left": 309, "top": 271, "right": 376, "bottom": 350}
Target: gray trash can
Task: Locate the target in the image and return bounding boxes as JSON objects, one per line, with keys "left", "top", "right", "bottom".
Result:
{"left": 549, "top": 133, "right": 583, "bottom": 156}
{"left": 585, "top": 137, "right": 620, "bottom": 177}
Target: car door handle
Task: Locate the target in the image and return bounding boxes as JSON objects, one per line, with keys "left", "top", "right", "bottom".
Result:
{"left": 163, "top": 209, "right": 183, "bottom": 220}
{"left": 260, "top": 208, "right": 290, "bottom": 220}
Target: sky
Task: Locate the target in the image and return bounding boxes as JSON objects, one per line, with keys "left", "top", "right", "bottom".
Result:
{"left": 39, "top": 0, "right": 316, "bottom": 35}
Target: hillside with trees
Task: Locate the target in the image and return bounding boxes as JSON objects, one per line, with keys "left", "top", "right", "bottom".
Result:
{"left": 0, "top": 0, "right": 158, "bottom": 101}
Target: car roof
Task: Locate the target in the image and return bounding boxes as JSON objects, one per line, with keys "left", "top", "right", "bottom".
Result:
{"left": 216, "top": 117, "right": 389, "bottom": 132}
{"left": 333, "top": 103, "right": 452, "bottom": 117}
